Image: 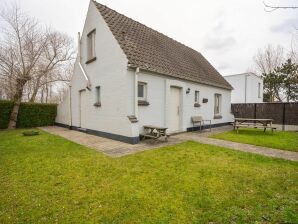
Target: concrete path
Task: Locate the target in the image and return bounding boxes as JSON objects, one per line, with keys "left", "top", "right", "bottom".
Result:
{"left": 39, "top": 126, "right": 298, "bottom": 161}
{"left": 176, "top": 131, "right": 298, "bottom": 162}
{"left": 39, "top": 126, "right": 183, "bottom": 157}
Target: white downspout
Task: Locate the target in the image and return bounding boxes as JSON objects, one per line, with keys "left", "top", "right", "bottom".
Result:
{"left": 244, "top": 74, "right": 250, "bottom": 103}
{"left": 69, "top": 84, "right": 72, "bottom": 128}
{"left": 134, "top": 67, "right": 140, "bottom": 117}
{"left": 78, "top": 32, "right": 91, "bottom": 90}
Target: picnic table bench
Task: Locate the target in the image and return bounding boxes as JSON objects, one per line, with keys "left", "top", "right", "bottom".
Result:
{"left": 141, "top": 125, "right": 168, "bottom": 141}
{"left": 233, "top": 118, "right": 276, "bottom": 134}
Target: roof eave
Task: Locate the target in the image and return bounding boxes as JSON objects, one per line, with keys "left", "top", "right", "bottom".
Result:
{"left": 127, "top": 64, "right": 233, "bottom": 90}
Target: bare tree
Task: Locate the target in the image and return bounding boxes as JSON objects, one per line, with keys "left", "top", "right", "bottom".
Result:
{"left": 0, "top": 4, "right": 74, "bottom": 128}
{"left": 29, "top": 31, "right": 74, "bottom": 102}
{"left": 254, "top": 44, "right": 285, "bottom": 102}
{"left": 0, "top": 5, "right": 49, "bottom": 128}
{"left": 289, "top": 34, "right": 298, "bottom": 63}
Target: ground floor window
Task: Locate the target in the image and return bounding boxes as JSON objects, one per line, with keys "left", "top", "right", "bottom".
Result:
{"left": 94, "top": 86, "right": 101, "bottom": 107}
{"left": 195, "top": 90, "right": 200, "bottom": 103}
{"left": 214, "top": 93, "right": 222, "bottom": 116}
{"left": 138, "top": 82, "right": 147, "bottom": 101}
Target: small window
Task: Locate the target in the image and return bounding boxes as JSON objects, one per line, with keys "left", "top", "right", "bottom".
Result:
{"left": 194, "top": 91, "right": 200, "bottom": 103}
{"left": 94, "top": 86, "right": 101, "bottom": 107}
{"left": 258, "top": 83, "right": 261, "bottom": 98}
{"left": 138, "top": 82, "right": 147, "bottom": 100}
{"left": 214, "top": 94, "right": 222, "bottom": 115}
{"left": 87, "top": 29, "right": 96, "bottom": 61}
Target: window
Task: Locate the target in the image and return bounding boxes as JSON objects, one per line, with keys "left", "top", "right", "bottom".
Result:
{"left": 87, "top": 29, "right": 96, "bottom": 62}
{"left": 94, "top": 86, "right": 101, "bottom": 107}
{"left": 138, "top": 82, "right": 147, "bottom": 101}
{"left": 258, "top": 82, "right": 261, "bottom": 98}
{"left": 194, "top": 91, "right": 200, "bottom": 103}
{"left": 214, "top": 94, "right": 222, "bottom": 115}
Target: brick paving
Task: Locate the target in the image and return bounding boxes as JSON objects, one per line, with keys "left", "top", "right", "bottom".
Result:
{"left": 39, "top": 126, "right": 298, "bottom": 161}
{"left": 39, "top": 126, "right": 183, "bottom": 157}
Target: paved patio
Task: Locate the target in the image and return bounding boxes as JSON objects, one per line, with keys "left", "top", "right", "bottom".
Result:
{"left": 39, "top": 126, "right": 298, "bottom": 161}
{"left": 39, "top": 126, "right": 183, "bottom": 157}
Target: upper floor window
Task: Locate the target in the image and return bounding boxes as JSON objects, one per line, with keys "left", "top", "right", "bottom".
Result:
{"left": 86, "top": 29, "right": 96, "bottom": 63}
{"left": 194, "top": 91, "right": 200, "bottom": 103}
{"left": 214, "top": 93, "right": 222, "bottom": 116}
{"left": 258, "top": 82, "right": 261, "bottom": 98}
{"left": 138, "top": 82, "right": 147, "bottom": 101}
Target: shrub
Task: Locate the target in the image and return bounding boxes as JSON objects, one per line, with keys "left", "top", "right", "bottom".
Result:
{"left": 22, "top": 130, "right": 40, "bottom": 136}
{"left": 0, "top": 100, "right": 57, "bottom": 129}
{"left": 0, "top": 101, "right": 14, "bottom": 129}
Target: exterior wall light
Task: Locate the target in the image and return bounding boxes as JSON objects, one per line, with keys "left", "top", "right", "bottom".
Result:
{"left": 186, "top": 88, "right": 190, "bottom": 94}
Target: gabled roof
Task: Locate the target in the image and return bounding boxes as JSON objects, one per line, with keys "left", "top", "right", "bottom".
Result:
{"left": 93, "top": 1, "right": 233, "bottom": 90}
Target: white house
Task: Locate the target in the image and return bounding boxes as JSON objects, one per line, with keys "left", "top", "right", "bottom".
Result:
{"left": 56, "top": 0, "right": 234, "bottom": 144}
{"left": 224, "top": 73, "right": 263, "bottom": 103}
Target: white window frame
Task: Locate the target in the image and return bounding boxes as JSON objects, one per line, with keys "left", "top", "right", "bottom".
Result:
{"left": 87, "top": 29, "right": 96, "bottom": 60}
{"left": 95, "top": 86, "right": 101, "bottom": 104}
{"left": 194, "top": 90, "right": 200, "bottom": 103}
{"left": 214, "top": 93, "right": 222, "bottom": 115}
{"left": 138, "top": 82, "right": 147, "bottom": 101}
{"left": 258, "top": 82, "right": 261, "bottom": 98}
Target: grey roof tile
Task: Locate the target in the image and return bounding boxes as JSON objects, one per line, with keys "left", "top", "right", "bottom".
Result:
{"left": 94, "top": 1, "right": 233, "bottom": 90}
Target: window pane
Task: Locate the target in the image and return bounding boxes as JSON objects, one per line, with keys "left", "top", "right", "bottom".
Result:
{"left": 96, "top": 86, "right": 100, "bottom": 103}
{"left": 87, "top": 31, "right": 96, "bottom": 59}
{"left": 195, "top": 91, "right": 199, "bottom": 102}
{"left": 138, "top": 84, "right": 144, "bottom": 98}
{"left": 214, "top": 94, "right": 221, "bottom": 114}
{"left": 92, "top": 33, "right": 95, "bottom": 57}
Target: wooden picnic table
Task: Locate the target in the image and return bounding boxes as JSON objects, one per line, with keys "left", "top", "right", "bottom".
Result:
{"left": 233, "top": 118, "right": 276, "bottom": 133}
{"left": 142, "top": 125, "right": 168, "bottom": 141}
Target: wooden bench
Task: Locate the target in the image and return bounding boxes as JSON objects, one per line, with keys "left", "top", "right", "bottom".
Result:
{"left": 191, "top": 116, "right": 211, "bottom": 132}
{"left": 234, "top": 118, "right": 276, "bottom": 134}
{"left": 141, "top": 125, "right": 169, "bottom": 141}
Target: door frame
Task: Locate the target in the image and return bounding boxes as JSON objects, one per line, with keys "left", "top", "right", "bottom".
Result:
{"left": 168, "top": 86, "right": 182, "bottom": 133}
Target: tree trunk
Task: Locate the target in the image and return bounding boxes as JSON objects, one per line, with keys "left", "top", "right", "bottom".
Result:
{"left": 8, "top": 79, "right": 26, "bottom": 129}
{"left": 8, "top": 97, "right": 21, "bottom": 129}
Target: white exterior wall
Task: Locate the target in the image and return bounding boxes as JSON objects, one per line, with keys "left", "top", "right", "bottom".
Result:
{"left": 127, "top": 70, "right": 234, "bottom": 134}
{"left": 56, "top": 0, "right": 234, "bottom": 142}
{"left": 56, "top": 1, "right": 137, "bottom": 138}
{"left": 224, "top": 73, "right": 263, "bottom": 103}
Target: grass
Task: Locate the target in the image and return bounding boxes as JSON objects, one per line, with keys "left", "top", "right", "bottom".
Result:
{"left": 0, "top": 129, "right": 297, "bottom": 223}
{"left": 210, "top": 128, "right": 298, "bottom": 152}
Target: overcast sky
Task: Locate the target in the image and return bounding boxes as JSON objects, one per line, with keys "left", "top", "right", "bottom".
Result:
{"left": 0, "top": 0, "right": 297, "bottom": 75}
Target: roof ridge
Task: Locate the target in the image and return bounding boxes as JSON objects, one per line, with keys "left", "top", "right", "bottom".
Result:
{"left": 93, "top": 0, "right": 201, "bottom": 56}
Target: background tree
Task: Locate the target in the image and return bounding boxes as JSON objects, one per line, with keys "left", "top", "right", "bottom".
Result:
{"left": 253, "top": 44, "right": 284, "bottom": 102}
{"left": 0, "top": 4, "right": 74, "bottom": 129}
{"left": 275, "top": 59, "right": 298, "bottom": 102}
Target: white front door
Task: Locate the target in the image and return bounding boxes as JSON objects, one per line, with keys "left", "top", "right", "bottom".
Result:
{"left": 169, "top": 87, "right": 181, "bottom": 132}
{"left": 79, "top": 90, "right": 87, "bottom": 128}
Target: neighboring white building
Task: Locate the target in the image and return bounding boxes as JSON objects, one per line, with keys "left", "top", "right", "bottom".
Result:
{"left": 56, "top": 0, "right": 234, "bottom": 144}
{"left": 224, "top": 73, "right": 263, "bottom": 103}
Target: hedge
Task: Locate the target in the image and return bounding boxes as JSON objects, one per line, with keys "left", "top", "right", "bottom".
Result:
{"left": 0, "top": 100, "right": 57, "bottom": 129}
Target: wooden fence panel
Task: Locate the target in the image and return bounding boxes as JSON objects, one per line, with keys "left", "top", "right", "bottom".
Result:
{"left": 285, "top": 103, "right": 298, "bottom": 125}
{"left": 231, "top": 103, "right": 298, "bottom": 125}
{"left": 231, "top": 103, "right": 255, "bottom": 118}
{"left": 256, "top": 103, "right": 283, "bottom": 124}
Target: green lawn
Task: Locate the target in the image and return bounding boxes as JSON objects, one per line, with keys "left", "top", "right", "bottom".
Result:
{"left": 210, "top": 128, "right": 298, "bottom": 152}
{"left": 0, "top": 129, "right": 297, "bottom": 223}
